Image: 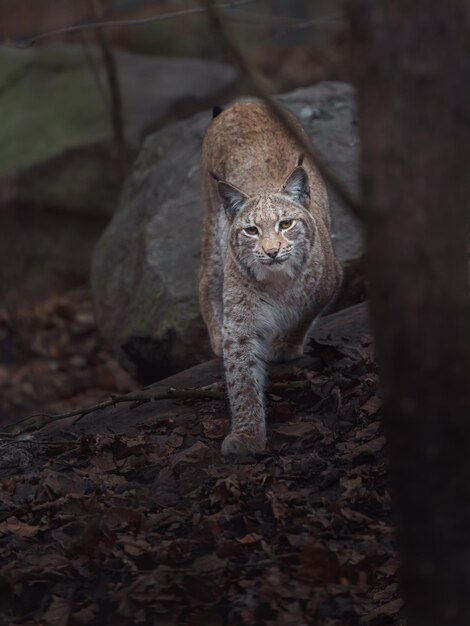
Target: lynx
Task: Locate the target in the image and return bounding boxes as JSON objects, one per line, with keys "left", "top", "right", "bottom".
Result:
{"left": 199, "top": 101, "right": 342, "bottom": 456}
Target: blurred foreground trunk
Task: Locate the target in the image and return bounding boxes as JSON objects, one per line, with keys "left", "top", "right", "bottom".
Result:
{"left": 347, "top": 1, "right": 470, "bottom": 624}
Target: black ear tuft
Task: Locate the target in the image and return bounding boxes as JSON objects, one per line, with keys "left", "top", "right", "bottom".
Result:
{"left": 297, "top": 153, "right": 305, "bottom": 166}
{"left": 216, "top": 181, "right": 248, "bottom": 220}
{"left": 281, "top": 166, "right": 310, "bottom": 208}
{"left": 209, "top": 170, "right": 222, "bottom": 183}
{"left": 212, "top": 105, "right": 223, "bottom": 119}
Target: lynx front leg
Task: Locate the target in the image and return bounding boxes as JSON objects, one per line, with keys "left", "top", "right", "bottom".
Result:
{"left": 221, "top": 329, "right": 267, "bottom": 456}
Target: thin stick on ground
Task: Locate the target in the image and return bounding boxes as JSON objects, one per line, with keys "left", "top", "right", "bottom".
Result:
{"left": 203, "top": 0, "right": 363, "bottom": 221}
{"left": 12, "top": 381, "right": 309, "bottom": 435}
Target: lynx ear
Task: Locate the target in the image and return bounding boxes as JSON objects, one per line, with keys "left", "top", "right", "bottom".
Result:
{"left": 210, "top": 173, "right": 248, "bottom": 220}
{"left": 281, "top": 165, "right": 310, "bottom": 208}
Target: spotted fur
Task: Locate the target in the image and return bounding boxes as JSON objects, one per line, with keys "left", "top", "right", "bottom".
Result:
{"left": 199, "top": 102, "right": 342, "bottom": 456}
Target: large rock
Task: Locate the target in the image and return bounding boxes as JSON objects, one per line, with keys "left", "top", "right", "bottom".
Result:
{"left": 0, "top": 45, "right": 237, "bottom": 299}
{"left": 91, "top": 82, "right": 362, "bottom": 382}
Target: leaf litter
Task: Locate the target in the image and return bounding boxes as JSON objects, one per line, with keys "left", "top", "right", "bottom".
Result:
{"left": 0, "top": 290, "right": 404, "bottom": 625}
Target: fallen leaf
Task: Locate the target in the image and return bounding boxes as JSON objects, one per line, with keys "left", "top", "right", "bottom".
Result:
{"left": 201, "top": 417, "right": 227, "bottom": 439}
{"left": 0, "top": 517, "right": 39, "bottom": 537}
{"left": 42, "top": 595, "right": 71, "bottom": 626}
{"left": 193, "top": 554, "right": 226, "bottom": 572}
{"left": 236, "top": 533, "right": 263, "bottom": 544}
{"left": 342, "top": 436, "right": 387, "bottom": 461}
{"left": 361, "top": 395, "right": 382, "bottom": 415}
{"left": 273, "top": 422, "right": 317, "bottom": 438}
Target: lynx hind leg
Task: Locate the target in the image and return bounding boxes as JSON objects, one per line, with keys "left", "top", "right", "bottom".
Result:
{"left": 221, "top": 330, "right": 267, "bottom": 456}
{"left": 208, "top": 319, "right": 223, "bottom": 357}
{"left": 199, "top": 263, "right": 224, "bottom": 356}
{"left": 269, "top": 340, "right": 304, "bottom": 364}
{"left": 199, "top": 287, "right": 223, "bottom": 355}
{"left": 269, "top": 320, "right": 311, "bottom": 363}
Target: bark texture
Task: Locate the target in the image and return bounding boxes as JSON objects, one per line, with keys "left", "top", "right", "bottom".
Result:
{"left": 347, "top": 1, "right": 470, "bottom": 624}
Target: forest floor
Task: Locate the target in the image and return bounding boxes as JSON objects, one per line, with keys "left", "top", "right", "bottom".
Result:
{"left": 0, "top": 286, "right": 137, "bottom": 431}
{"left": 0, "top": 288, "right": 403, "bottom": 625}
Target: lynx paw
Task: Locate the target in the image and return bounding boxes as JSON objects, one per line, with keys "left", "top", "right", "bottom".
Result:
{"left": 221, "top": 431, "right": 266, "bottom": 457}
{"left": 269, "top": 342, "right": 303, "bottom": 364}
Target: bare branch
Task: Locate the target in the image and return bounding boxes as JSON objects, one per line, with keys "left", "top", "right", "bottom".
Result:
{"left": 223, "top": 10, "right": 343, "bottom": 30}
{"left": 88, "top": 0, "right": 128, "bottom": 170}
{"left": 202, "top": 0, "right": 363, "bottom": 221}
{"left": 79, "top": 33, "right": 110, "bottom": 114}
{"left": 12, "top": 380, "right": 309, "bottom": 435}
{"left": 9, "top": 0, "right": 258, "bottom": 48}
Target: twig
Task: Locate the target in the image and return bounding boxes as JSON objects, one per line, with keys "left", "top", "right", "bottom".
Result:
{"left": 0, "top": 437, "right": 77, "bottom": 447}
{"left": 89, "top": 0, "right": 128, "bottom": 172}
{"left": 12, "top": 387, "right": 224, "bottom": 432}
{"left": 9, "top": 0, "right": 258, "bottom": 48}
{"left": 12, "top": 381, "right": 310, "bottom": 435}
{"left": 80, "top": 32, "right": 110, "bottom": 114}
{"left": 267, "top": 381, "right": 309, "bottom": 392}
{"left": 221, "top": 10, "right": 343, "bottom": 30}
{"left": 203, "top": 0, "right": 363, "bottom": 220}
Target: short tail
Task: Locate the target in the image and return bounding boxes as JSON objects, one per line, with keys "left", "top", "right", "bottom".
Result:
{"left": 212, "top": 105, "right": 223, "bottom": 119}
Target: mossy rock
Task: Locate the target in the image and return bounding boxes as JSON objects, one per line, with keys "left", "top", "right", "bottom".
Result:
{"left": 0, "top": 45, "right": 238, "bottom": 298}
{"left": 0, "top": 46, "right": 109, "bottom": 181}
{"left": 0, "top": 45, "right": 238, "bottom": 211}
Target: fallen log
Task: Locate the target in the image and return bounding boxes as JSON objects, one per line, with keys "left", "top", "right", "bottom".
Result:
{"left": 21, "top": 302, "right": 369, "bottom": 435}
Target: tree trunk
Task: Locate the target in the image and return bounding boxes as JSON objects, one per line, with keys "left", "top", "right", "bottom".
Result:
{"left": 346, "top": 1, "right": 470, "bottom": 625}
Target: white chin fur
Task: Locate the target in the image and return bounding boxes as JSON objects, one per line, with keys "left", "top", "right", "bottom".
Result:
{"left": 251, "top": 259, "right": 297, "bottom": 282}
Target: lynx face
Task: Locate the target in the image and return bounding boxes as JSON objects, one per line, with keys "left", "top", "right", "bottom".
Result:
{"left": 214, "top": 165, "right": 316, "bottom": 281}
{"left": 229, "top": 194, "right": 315, "bottom": 281}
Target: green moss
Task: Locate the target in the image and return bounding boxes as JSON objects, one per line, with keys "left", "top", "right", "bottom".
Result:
{"left": 155, "top": 298, "right": 202, "bottom": 336}
{"left": 0, "top": 46, "right": 108, "bottom": 180}
{"left": 121, "top": 273, "right": 201, "bottom": 341}
{"left": 121, "top": 275, "right": 164, "bottom": 338}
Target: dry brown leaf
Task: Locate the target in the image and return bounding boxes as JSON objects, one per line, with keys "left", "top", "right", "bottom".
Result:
{"left": 0, "top": 516, "right": 39, "bottom": 537}
{"left": 201, "top": 417, "right": 227, "bottom": 439}
{"left": 341, "top": 436, "right": 387, "bottom": 461}
{"left": 360, "top": 395, "right": 382, "bottom": 415}
{"left": 42, "top": 595, "right": 71, "bottom": 626}
{"left": 273, "top": 422, "right": 317, "bottom": 438}
{"left": 193, "top": 554, "right": 226, "bottom": 572}
{"left": 236, "top": 532, "right": 263, "bottom": 544}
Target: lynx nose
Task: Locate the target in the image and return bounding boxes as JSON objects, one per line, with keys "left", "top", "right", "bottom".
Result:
{"left": 264, "top": 247, "right": 279, "bottom": 259}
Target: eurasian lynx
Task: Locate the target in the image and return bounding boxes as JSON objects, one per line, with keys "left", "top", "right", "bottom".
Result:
{"left": 199, "top": 102, "right": 342, "bottom": 456}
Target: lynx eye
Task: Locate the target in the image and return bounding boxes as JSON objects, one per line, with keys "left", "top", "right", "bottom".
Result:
{"left": 243, "top": 226, "right": 259, "bottom": 237}
{"left": 279, "top": 219, "right": 294, "bottom": 230}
